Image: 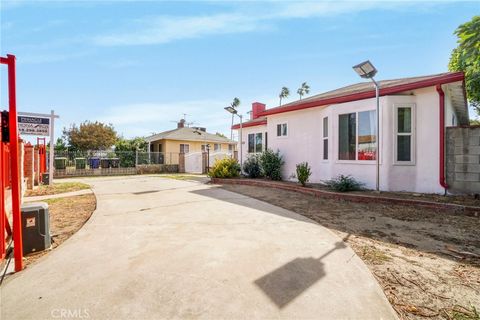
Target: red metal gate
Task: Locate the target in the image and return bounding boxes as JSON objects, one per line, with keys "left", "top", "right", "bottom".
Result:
{"left": 1, "top": 54, "right": 24, "bottom": 272}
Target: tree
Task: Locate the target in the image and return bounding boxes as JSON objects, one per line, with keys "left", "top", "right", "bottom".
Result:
{"left": 231, "top": 97, "right": 240, "bottom": 109}
{"left": 115, "top": 137, "right": 148, "bottom": 152}
{"left": 448, "top": 16, "right": 480, "bottom": 115}
{"left": 114, "top": 137, "right": 148, "bottom": 167}
{"left": 54, "top": 137, "right": 67, "bottom": 151}
{"left": 279, "top": 87, "right": 290, "bottom": 106}
{"left": 215, "top": 132, "right": 227, "bottom": 138}
{"left": 228, "top": 97, "right": 241, "bottom": 140}
{"left": 297, "top": 82, "right": 310, "bottom": 100}
{"left": 63, "top": 121, "right": 117, "bottom": 151}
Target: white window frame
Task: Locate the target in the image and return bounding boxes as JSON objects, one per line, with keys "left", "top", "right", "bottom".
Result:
{"left": 322, "top": 116, "right": 329, "bottom": 161}
{"left": 276, "top": 122, "right": 288, "bottom": 138}
{"left": 247, "top": 132, "right": 264, "bottom": 153}
{"left": 180, "top": 143, "right": 190, "bottom": 153}
{"left": 393, "top": 103, "right": 416, "bottom": 165}
{"left": 214, "top": 143, "right": 221, "bottom": 152}
{"left": 337, "top": 110, "right": 377, "bottom": 164}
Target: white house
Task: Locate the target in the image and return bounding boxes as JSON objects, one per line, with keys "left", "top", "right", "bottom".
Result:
{"left": 232, "top": 72, "right": 468, "bottom": 194}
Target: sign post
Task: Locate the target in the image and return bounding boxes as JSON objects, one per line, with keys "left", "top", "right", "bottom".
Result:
{"left": 18, "top": 110, "right": 59, "bottom": 185}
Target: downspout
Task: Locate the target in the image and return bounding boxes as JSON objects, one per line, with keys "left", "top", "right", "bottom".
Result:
{"left": 436, "top": 84, "right": 449, "bottom": 191}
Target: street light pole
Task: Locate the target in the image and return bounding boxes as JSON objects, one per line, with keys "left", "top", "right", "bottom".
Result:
{"left": 372, "top": 78, "right": 380, "bottom": 192}
{"left": 230, "top": 114, "right": 234, "bottom": 141}
{"left": 224, "top": 105, "right": 244, "bottom": 170}
{"left": 352, "top": 60, "right": 380, "bottom": 192}
{"left": 239, "top": 114, "right": 243, "bottom": 169}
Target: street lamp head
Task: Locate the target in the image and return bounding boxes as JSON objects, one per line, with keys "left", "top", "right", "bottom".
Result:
{"left": 224, "top": 106, "right": 238, "bottom": 114}
{"left": 352, "top": 60, "right": 377, "bottom": 79}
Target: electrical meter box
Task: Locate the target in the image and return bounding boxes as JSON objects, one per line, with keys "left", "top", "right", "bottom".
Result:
{"left": 21, "top": 202, "right": 51, "bottom": 255}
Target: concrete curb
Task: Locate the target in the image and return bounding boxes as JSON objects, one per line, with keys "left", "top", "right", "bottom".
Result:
{"left": 211, "top": 178, "right": 480, "bottom": 217}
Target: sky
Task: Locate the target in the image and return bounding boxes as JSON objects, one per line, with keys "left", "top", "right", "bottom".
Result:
{"left": 0, "top": 0, "right": 478, "bottom": 141}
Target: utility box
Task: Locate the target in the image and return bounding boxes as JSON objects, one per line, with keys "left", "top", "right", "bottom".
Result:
{"left": 21, "top": 202, "right": 51, "bottom": 255}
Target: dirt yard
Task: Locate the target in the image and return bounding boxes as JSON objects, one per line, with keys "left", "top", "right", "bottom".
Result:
{"left": 221, "top": 184, "right": 480, "bottom": 320}
{"left": 23, "top": 194, "right": 96, "bottom": 267}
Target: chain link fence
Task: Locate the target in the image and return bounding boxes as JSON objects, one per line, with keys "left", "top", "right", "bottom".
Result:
{"left": 52, "top": 150, "right": 179, "bottom": 178}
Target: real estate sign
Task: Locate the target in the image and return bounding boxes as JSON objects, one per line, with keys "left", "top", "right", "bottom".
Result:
{"left": 18, "top": 116, "right": 50, "bottom": 136}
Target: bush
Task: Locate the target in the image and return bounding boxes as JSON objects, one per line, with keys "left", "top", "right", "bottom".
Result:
{"left": 324, "top": 175, "right": 364, "bottom": 192}
{"left": 259, "top": 149, "right": 284, "bottom": 181}
{"left": 208, "top": 158, "right": 241, "bottom": 178}
{"left": 295, "top": 162, "right": 312, "bottom": 187}
{"left": 243, "top": 154, "right": 263, "bottom": 178}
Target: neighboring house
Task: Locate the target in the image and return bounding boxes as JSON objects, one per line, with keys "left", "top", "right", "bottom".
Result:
{"left": 232, "top": 72, "right": 468, "bottom": 194}
{"left": 146, "top": 119, "right": 235, "bottom": 155}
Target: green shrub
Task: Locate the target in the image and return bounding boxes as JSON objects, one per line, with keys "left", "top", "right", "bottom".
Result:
{"left": 243, "top": 154, "right": 263, "bottom": 178}
{"left": 208, "top": 158, "right": 241, "bottom": 178}
{"left": 295, "top": 162, "right": 312, "bottom": 186}
{"left": 324, "top": 175, "right": 364, "bottom": 192}
{"left": 259, "top": 149, "right": 284, "bottom": 181}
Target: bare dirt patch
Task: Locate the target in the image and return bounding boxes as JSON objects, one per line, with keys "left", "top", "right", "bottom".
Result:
{"left": 221, "top": 184, "right": 480, "bottom": 320}
{"left": 25, "top": 182, "right": 90, "bottom": 197}
{"left": 23, "top": 194, "right": 96, "bottom": 267}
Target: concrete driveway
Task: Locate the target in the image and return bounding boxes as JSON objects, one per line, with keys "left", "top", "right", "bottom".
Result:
{"left": 1, "top": 175, "right": 396, "bottom": 319}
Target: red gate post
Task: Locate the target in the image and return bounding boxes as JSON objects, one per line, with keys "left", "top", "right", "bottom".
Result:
{"left": 0, "top": 121, "right": 4, "bottom": 261}
{"left": 2, "top": 54, "right": 23, "bottom": 271}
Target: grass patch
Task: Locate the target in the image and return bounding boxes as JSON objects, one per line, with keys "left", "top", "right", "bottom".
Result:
{"left": 359, "top": 245, "right": 392, "bottom": 265}
{"left": 161, "top": 175, "right": 190, "bottom": 180}
{"left": 159, "top": 174, "right": 207, "bottom": 182}
{"left": 446, "top": 305, "right": 480, "bottom": 320}
{"left": 26, "top": 182, "right": 90, "bottom": 197}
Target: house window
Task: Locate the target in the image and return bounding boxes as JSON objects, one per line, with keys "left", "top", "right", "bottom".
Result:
{"left": 214, "top": 144, "right": 221, "bottom": 152}
{"left": 265, "top": 132, "right": 268, "bottom": 149}
{"left": 338, "top": 111, "right": 376, "bottom": 161}
{"left": 248, "top": 134, "right": 255, "bottom": 153}
{"left": 180, "top": 144, "right": 189, "bottom": 153}
{"left": 357, "top": 110, "right": 376, "bottom": 160}
{"left": 276, "top": 123, "right": 287, "bottom": 137}
{"left": 255, "top": 133, "right": 263, "bottom": 153}
{"left": 323, "top": 117, "right": 328, "bottom": 160}
{"left": 339, "top": 113, "right": 356, "bottom": 160}
{"left": 228, "top": 144, "right": 233, "bottom": 152}
{"left": 248, "top": 133, "right": 263, "bottom": 153}
{"left": 395, "top": 104, "right": 415, "bottom": 164}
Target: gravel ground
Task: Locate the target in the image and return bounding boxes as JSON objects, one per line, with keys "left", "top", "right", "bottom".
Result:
{"left": 221, "top": 184, "right": 480, "bottom": 320}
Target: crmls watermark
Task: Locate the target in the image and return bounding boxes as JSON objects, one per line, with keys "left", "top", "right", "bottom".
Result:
{"left": 51, "top": 308, "right": 90, "bottom": 319}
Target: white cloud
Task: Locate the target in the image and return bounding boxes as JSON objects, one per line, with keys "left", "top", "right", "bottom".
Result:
{"left": 96, "top": 100, "right": 239, "bottom": 138}
{"left": 93, "top": 13, "right": 261, "bottom": 46}
{"left": 92, "top": 1, "right": 417, "bottom": 47}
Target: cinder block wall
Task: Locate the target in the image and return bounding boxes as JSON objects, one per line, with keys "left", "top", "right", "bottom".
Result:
{"left": 446, "top": 127, "right": 480, "bottom": 193}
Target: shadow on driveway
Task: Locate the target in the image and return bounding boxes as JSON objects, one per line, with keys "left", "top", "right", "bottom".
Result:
{"left": 254, "top": 236, "right": 349, "bottom": 309}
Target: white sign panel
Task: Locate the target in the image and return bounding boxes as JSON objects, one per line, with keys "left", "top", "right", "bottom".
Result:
{"left": 18, "top": 116, "right": 50, "bottom": 136}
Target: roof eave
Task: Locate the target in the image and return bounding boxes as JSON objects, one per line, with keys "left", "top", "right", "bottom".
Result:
{"left": 259, "top": 72, "right": 465, "bottom": 117}
{"left": 232, "top": 119, "right": 267, "bottom": 130}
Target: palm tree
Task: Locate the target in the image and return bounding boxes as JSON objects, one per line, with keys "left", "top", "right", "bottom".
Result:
{"left": 231, "top": 97, "right": 240, "bottom": 109}
{"left": 297, "top": 82, "right": 310, "bottom": 100}
{"left": 279, "top": 87, "right": 290, "bottom": 106}
{"left": 229, "top": 97, "right": 241, "bottom": 140}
